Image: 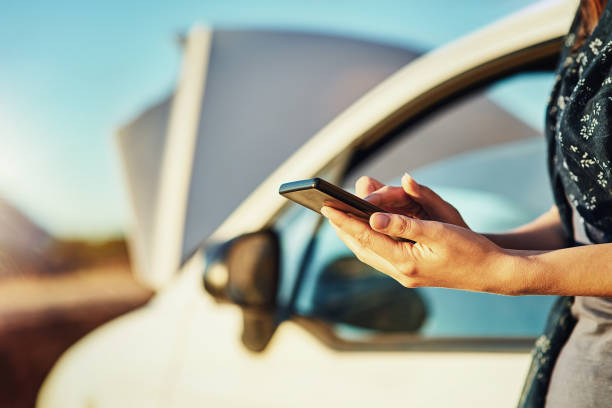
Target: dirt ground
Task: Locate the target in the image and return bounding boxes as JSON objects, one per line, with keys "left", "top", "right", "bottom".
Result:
{"left": 0, "top": 266, "right": 152, "bottom": 408}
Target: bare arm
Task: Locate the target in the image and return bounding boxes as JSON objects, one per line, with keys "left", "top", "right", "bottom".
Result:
{"left": 325, "top": 175, "right": 611, "bottom": 297}
{"left": 482, "top": 206, "right": 568, "bottom": 251}
{"left": 510, "top": 244, "right": 612, "bottom": 296}
{"left": 322, "top": 206, "right": 612, "bottom": 297}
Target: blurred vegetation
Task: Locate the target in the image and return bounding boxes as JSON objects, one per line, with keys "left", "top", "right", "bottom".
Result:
{"left": 0, "top": 198, "right": 129, "bottom": 277}
{"left": 0, "top": 198, "right": 151, "bottom": 408}
{"left": 44, "top": 238, "right": 129, "bottom": 274}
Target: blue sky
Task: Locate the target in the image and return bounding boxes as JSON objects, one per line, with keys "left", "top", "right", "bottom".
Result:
{"left": 0, "top": 0, "right": 540, "bottom": 239}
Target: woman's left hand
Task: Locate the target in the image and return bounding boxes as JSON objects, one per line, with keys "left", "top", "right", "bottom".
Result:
{"left": 320, "top": 206, "right": 518, "bottom": 295}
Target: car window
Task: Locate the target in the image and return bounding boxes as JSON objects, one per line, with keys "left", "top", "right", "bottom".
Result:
{"left": 180, "top": 30, "right": 417, "bottom": 266}
{"left": 293, "top": 72, "right": 558, "bottom": 340}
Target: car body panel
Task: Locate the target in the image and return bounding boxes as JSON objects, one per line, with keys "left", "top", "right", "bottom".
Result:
{"left": 295, "top": 138, "right": 556, "bottom": 347}
{"left": 38, "top": 257, "right": 532, "bottom": 408}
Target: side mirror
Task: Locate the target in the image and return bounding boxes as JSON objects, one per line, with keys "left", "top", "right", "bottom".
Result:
{"left": 203, "top": 230, "right": 280, "bottom": 352}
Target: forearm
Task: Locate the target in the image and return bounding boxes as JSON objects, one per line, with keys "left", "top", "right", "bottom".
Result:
{"left": 482, "top": 206, "right": 568, "bottom": 251}
{"left": 500, "top": 243, "right": 612, "bottom": 296}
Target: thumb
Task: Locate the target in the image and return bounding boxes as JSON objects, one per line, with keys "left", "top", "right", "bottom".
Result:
{"left": 370, "top": 212, "right": 439, "bottom": 242}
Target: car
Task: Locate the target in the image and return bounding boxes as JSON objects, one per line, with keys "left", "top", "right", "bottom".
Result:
{"left": 38, "top": 0, "right": 578, "bottom": 406}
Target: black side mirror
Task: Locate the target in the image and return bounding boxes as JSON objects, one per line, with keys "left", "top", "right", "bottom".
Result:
{"left": 203, "top": 230, "right": 280, "bottom": 352}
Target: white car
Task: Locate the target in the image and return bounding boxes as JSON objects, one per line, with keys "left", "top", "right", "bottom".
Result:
{"left": 38, "top": 1, "right": 578, "bottom": 407}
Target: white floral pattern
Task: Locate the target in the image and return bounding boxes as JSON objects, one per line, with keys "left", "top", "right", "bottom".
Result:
{"left": 579, "top": 101, "right": 602, "bottom": 140}
{"left": 547, "top": 21, "right": 612, "bottom": 230}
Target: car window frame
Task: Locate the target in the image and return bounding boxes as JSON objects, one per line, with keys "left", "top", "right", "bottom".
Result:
{"left": 284, "top": 43, "right": 562, "bottom": 354}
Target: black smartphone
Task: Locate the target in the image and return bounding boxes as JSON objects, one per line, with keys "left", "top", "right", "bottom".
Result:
{"left": 279, "top": 178, "right": 416, "bottom": 243}
{"left": 278, "top": 177, "right": 384, "bottom": 221}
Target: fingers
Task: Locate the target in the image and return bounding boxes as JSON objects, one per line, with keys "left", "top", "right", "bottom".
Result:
{"left": 355, "top": 176, "right": 384, "bottom": 198}
{"left": 401, "top": 173, "right": 445, "bottom": 218}
{"left": 321, "top": 206, "right": 404, "bottom": 257}
{"left": 401, "top": 173, "right": 468, "bottom": 228}
{"left": 402, "top": 173, "right": 442, "bottom": 204}
{"left": 367, "top": 185, "right": 428, "bottom": 219}
{"left": 370, "top": 212, "right": 440, "bottom": 243}
{"left": 326, "top": 217, "right": 411, "bottom": 285}
{"left": 365, "top": 186, "right": 406, "bottom": 206}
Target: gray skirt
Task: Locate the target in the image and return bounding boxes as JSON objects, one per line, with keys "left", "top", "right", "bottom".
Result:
{"left": 545, "top": 296, "right": 612, "bottom": 407}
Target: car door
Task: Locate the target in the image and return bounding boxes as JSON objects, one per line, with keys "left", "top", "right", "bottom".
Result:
{"left": 287, "top": 71, "right": 558, "bottom": 352}
{"left": 38, "top": 1, "right": 579, "bottom": 407}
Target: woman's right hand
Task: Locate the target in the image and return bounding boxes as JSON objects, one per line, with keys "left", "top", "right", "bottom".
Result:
{"left": 355, "top": 173, "right": 470, "bottom": 230}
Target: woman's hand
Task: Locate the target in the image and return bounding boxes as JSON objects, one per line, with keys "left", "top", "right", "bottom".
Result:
{"left": 321, "top": 206, "right": 518, "bottom": 295}
{"left": 355, "top": 174, "right": 469, "bottom": 229}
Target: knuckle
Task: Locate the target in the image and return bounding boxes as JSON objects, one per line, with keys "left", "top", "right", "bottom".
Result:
{"left": 355, "top": 229, "right": 372, "bottom": 247}
{"left": 394, "top": 216, "right": 413, "bottom": 236}
{"left": 428, "top": 221, "right": 444, "bottom": 237}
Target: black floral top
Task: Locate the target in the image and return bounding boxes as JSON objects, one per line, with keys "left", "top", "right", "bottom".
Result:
{"left": 547, "top": 2, "right": 612, "bottom": 243}
{"left": 519, "top": 3, "right": 612, "bottom": 407}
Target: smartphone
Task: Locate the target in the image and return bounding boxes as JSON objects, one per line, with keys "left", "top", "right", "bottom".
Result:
{"left": 278, "top": 177, "right": 385, "bottom": 221}
{"left": 279, "top": 178, "right": 416, "bottom": 243}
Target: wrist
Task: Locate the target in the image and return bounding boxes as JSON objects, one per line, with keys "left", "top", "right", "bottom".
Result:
{"left": 493, "top": 250, "right": 535, "bottom": 296}
{"left": 504, "top": 250, "right": 550, "bottom": 296}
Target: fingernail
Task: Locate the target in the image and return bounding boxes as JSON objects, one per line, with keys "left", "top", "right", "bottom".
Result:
{"left": 320, "top": 207, "right": 330, "bottom": 218}
{"left": 403, "top": 172, "right": 419, "bottom": 190}
{"left": 371, "top": 213, "right": 390, "bottom": 229}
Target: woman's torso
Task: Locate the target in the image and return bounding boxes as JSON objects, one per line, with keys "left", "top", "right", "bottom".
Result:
{"left": 544, "top": 2, "right": 612, "bottom": 406}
